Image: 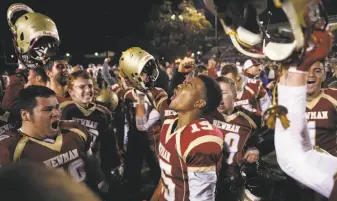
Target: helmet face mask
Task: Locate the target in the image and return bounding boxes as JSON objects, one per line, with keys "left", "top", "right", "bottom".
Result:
{"left": 7, "top": 3, "right": 60, "bottom": 69}
{"left": 29, "top": 36, "right": 59, "bottom": 61}
{"left": 141, "top": 59, "right": 159, "bottom": 89}
{"left": 120, "top": 47, "right": 159, "bottom": 92}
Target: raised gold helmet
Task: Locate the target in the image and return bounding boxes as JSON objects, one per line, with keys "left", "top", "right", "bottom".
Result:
{"left": 96, "top": 89, "right": 119, "bottom": 111}
{"left": 7, "top": 3, "right": 60, "bottom": 68}
{"left": 119, "top": 47, "right": 159, "bottom": 91}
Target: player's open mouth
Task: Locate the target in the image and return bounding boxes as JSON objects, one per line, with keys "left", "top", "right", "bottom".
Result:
{"left": 51, "top": 120, "right": 59, "bottom": 130}
{"left": 307, "top": 79, "right": 317, "bottom": 85}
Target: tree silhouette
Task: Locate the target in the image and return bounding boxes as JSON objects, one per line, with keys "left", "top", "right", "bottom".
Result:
{"left": 146, "top": 0, "right": 214, "bottom": 61}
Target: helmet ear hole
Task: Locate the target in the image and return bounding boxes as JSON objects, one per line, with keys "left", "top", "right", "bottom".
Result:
{"left": 20, "top": 32, "right": 24, "bottom": 41}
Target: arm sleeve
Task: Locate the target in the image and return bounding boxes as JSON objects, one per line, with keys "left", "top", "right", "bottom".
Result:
{"left": 275, "top": 84, "right": 337, "bottom": 198}
{"left": 124, "top": 117, "right": 129, "bottom": 146}
{"left": 183, "top": 138, "right": 223, "bottom": 201}
{"left": 136, "top": 108, "right": 160, "bottom": 131}
{"left": 101, "top": 61, "right": 117, "bottom": 87}
{"left": 0, "top": 146, "right": 11, "bottom": 166}
{"left": 258, "top": 92, "right": 271, "bottom": 113}
{"left": 2, "top": 75, "right": 25, "bottom": 111}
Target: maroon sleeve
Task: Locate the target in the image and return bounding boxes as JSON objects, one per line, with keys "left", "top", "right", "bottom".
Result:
{"left": 2, "top": 75, "right": 25, "bottom": 111}
{"left": 0, "top": 146, "right": 11, "bottom": 165}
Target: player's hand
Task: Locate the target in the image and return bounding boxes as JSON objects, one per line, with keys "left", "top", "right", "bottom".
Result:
{"left": 266, "top": 81, "right": 275, "bottom": 90}
{"left": 104, "top": 57, "right": 111, "bottom": 63}
{"left": 208, "top": 58, "right": 217, "bottom": 69}
{"left": 178, "top": 57, "right": 195, "bottom": 73}
{"left": 244, "top": 148, "right": 259, "bottom": 163}
{"left": 110, "top": 165, "right": 124, "bottom": 182}
{"left": 297, "top": 29, "right": 333, "bottom": 72}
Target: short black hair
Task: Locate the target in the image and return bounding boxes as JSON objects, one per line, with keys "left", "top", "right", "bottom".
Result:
{"left": 44, "top": 55, "right": 67, "bottom": 71}
{"left": 197, "top": 75, "right": 222, "bottom": 114}
{"left": 18, "top": 85, "right": 56, "bottom": 114}
{"left": 221, "top": 63, "right": 238, "bottom": 77}
{"left": 31, "top": 67, "right": 48, "bottom": 83}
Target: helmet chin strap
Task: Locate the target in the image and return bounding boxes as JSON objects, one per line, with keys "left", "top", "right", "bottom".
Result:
{"left": 220, "top": 19, "right": 266, "bottom": 59}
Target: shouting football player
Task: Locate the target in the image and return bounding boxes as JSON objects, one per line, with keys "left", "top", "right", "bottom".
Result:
{"left": 158, "top": 75, "right": 224, "bottom": 201}
{"left": 212, "top": 76, "right": 263, "bottom": 201}
{"left": 0, "top": 85, "right": 108, "bottom": 196}
{"left": 305, "top": 60, "right": 337, "bottom": 156}
{"left": 275, "top": 62, "right": 337, "bottom": 199}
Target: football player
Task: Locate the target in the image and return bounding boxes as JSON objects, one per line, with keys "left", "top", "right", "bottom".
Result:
{"left": 118, "top": 49, "right": 166, "bottom": 200}
{"left": 158, "top": 75, "right": 223, "bottom": 201}
{"left": 275, "top": 63, "right": 337, "bottom": 198}
{"left": 221, "top": 63, "right": 270, "bottom": 113}
{"left": 44, "top": 55, "right": 71, "bottom": 99}
{"left": 24, "top": 67, "right": 48, "bottom": 88}
{"left": 305, "top": 60, "right": 337, "bottom": 156}
{"left": 60, "top": 70, "right": 123, "bottom": 173}
{"left": 0, "top": 86, "right": 108, "bottom": 195}
{"left": 212, "top": 76, "right": 262, "bottom": 201}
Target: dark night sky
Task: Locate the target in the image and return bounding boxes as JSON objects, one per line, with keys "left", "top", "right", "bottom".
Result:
{"left": 1, "top": 0, "right": 337, "bottom": 70}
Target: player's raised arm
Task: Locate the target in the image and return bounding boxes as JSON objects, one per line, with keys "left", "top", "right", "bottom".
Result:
{"left": 275, "top": 29, "right": 337, "bottom": 197}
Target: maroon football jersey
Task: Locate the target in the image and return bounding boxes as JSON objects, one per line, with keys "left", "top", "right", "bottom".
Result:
{"left": 0, "top": 121, "right": 101, "bottom": 184}
{"left": 60, "top": 101, "right": 112, "bottom": 152}
{"left": 306, "top": 88, "right": 337, "bottom": 156}
{"left": 163, "top": 109, "right": 178, "bottom": 121}
{"left": 234, "top": 78, "right": 267, "bottom": 112}
{"left": 158, "top": 118, "right": 223, "bottom": 201}
{"left": 210, "top": 109, "right": 262, "bottom": 166}
{"left": 0, "top": 111, "right": 16, "bottom": 136}
{"left": 147, "top": 87, "right": 168, "bottom": 122}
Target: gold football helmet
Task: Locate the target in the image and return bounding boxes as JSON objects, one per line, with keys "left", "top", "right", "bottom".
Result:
{"left": 119, "top": 47, "right": 159, "bottom": 91}
{"left": 7, "top": 3, "right": 60, "bottom": 68}
{"left": 96, "top": 89, "right": 119, "bottom": 111}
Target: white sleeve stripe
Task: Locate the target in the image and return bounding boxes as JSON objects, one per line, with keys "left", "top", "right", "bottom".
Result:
{"left": 188, "top": 171, "right": 217, "bottom": 201}
{"left": 183, "top": 136, "right": 223, "bottom": 162}
{"left": 187, "top": 165, "right": 216, "bottom": 172}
